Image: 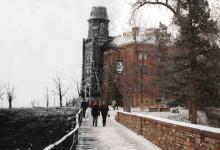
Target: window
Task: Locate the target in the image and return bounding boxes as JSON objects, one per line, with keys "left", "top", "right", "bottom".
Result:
{"left": 116, "top": 60, "right": 123, "bottom": 73}
{"left": 87, "top": 53, "right": 91, "bottom": 62}
{"left": 129, "top": 49, "right": 132, "bottom": 60}
{"left": 144, "top": 52, "right": 148, "bottom": 60}
{"left": 144, "top": 83, "right": 148, "bottom": 94}
{"left": 86, "top": 67, "right": 91, "bottom": 77}
{"left": 143, "top": 65, "right": 148, "bottom": 75}
{"left": 101, "top": 23, "right": 105, "bottom": 27}
{"left": 90, "top": 52, "right": 92, "bottom": 62}
{"left": 139, "top": 53, "right": 142, "bottom": 61}
{"left": 87, "top": 52, "right": 92, "bottom": 63}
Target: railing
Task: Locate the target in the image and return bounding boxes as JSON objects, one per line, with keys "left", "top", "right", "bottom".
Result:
{"left": 43, "top": 109, "right": 83, "bottom": 150}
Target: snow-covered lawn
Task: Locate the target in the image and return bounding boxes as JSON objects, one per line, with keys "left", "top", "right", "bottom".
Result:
{"left": 111, "top": 106, "right": 210, "bottom": 126}
{"left": 130, "top": 107, "right": 210, "bottom": 125}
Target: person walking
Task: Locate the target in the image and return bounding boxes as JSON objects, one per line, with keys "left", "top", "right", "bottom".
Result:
{"left": 112, "top": 100, "right": 116, "bottom": 110}
{"left": 100, "top": 101, "right": 109, "bottom": 127}
{"left": 91, "top": 101, "right": 100, "bottom": 127}
{"left": 81, "top": 100, "right": 88, "bottom": 118}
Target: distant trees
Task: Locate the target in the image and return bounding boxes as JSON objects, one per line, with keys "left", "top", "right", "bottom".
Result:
{"left": 134, "top": 0, "right": 220, "bottom": 124}
{"left": 53, "top": 75, "right": 68, "bottom": 107}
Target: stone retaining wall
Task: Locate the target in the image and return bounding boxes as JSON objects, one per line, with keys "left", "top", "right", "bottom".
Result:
{"left": 116, "top": 112, "right": 220, "bottom": 150}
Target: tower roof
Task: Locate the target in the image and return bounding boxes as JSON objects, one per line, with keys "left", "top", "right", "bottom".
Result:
{"left": 89, "top": 6, "right": 109, "bottom": 21}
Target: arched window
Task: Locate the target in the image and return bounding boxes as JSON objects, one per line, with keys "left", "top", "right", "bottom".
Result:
{"left": 101, "top": 23, "right": 105, "bottom": 27}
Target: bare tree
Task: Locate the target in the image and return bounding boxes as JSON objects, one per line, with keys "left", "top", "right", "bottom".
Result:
{"left": 122, "top": 5, "right": 149, "bottom": 34}
{"left": 53, "top": 75, "right": 68, "bottom": 107}
{"left": 0, "top": 84, "right": 5, "bottom": 107}
{"left": 6, "top": 84, "right": 15, "bottom": 109}
{"left": 31, "top": 98, "right": 36, "bottom": 107}
{"left": 46, "top": 87, "right": 49, "bottom": 108}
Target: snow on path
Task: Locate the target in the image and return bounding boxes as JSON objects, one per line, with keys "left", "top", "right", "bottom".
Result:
{"left": 76, "top": 108, "right": 161, "bottom": 150}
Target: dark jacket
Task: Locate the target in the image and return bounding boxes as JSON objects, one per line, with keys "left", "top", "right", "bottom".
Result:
{"left": 100, "top": 104, "right": 109, "bottom": 116}
{"left": 81, "top": 101, "right": 88, "bottom": 110}
{"left": 91, "top": 104, "right": 100, "bottom": 116}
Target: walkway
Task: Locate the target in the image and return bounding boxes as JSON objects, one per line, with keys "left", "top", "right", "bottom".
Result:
{"left": 76, "top": 108, "right": 161, "bottom": 150}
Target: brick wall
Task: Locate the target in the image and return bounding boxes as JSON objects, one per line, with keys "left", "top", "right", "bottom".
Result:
{"left": 116, "top": 112, "right": 220, "bottom": 150}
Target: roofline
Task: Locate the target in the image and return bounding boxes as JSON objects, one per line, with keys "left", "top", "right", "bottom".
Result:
{"left": 106, "top": 42, "right": 157, "bottom": 50}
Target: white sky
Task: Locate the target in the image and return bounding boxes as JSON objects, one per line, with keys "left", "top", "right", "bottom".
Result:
{"left": 0, "top": 0, "right": 172, "bottom": 108}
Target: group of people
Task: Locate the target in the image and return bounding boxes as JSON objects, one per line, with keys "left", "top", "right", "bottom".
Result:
{"left": 91, "top": 101, "right": 109, "bottom": 127}
{"left": 81, "top": 100, "right": 109, "bottom": 127}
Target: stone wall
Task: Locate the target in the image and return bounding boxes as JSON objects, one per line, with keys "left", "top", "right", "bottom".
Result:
{"left": 116, "top": 112, "right": 220, "bottom": 150}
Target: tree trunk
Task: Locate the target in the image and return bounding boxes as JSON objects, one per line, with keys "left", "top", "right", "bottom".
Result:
{"left": 191, "top": 101, "right": 197, "bottom": 124}
{"left": 9, "top": 100, "right": 12, "bottom": 109}
{"left": 124, "top": 95, "right": 131, "bottom": 112}
{"left": 187, "top": 100, "right": 192, "bottom": 121}
{"left": 188, "top": 99, "right": 197, "bottom": 124}
{"left": 59, "top": 94, "right": 62, "bottom": 107}
{"left": 126, "top": 100, "right": 131, "bottom": 112}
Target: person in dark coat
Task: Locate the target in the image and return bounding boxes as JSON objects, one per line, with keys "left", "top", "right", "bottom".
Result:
{"left": 91, "top": 101, "right": 100, "bottom": 127}
{"left": 81, "top": 100, "right": 88, "bottom": 118}
{"left": 100, "top": 101, "right": 109, "bottom": 127}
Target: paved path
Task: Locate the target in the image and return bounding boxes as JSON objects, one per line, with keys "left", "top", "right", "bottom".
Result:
{"left": 76, "top": 109, "right": 161, "bottom": 150}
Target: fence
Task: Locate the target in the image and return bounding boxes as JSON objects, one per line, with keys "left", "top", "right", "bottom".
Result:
{"left": 43, "top": 109, "right": 83, "bottom": 150}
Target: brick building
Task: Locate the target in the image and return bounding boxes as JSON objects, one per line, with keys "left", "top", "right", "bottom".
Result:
{"left": 101, "top": 26, "right": 173, "bottom": 108}
{"left": 81, "top": 7, "right": 173, "bottom": 108}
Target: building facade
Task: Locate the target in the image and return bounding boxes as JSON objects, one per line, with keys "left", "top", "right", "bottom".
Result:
{"left": 81, "top": 7, "right": 110, "bottom": 101}
{"left": 81, "top": 7, "right": 173, "bottom": 107}
{"left": 101, "top": 25, "right": 173, "bottom": 108}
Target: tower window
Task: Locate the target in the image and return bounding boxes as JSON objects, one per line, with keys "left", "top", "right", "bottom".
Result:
{"left": 101, "top": 23, "right": 105, "bottom": 27}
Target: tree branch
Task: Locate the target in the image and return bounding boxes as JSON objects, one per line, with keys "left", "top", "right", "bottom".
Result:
{"left": 134, "top": 0, "right": 178, "bottom": 17}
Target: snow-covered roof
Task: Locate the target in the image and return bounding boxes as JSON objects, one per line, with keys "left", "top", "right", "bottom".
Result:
{"left": 107, "top": 34, "right": 156, "bottom": 48}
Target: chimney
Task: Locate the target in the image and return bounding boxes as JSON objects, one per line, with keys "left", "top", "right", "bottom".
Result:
{"left": 132, "top": 27, "right": 139, "bottom": 40}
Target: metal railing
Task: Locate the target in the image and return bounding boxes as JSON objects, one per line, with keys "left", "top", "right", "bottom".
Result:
{"left": 43, "top": 109, "right": 83, "bottom": 150}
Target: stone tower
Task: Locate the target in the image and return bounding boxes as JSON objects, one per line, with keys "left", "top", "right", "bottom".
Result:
{"left": 81, "top": 7, "right": 109, "bottom": 100}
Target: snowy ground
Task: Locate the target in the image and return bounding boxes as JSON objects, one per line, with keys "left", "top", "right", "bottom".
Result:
{"left": 130, "top": 107, "right": 209, "bottom": 126}
{"left": 115, "top": 106, "right": 220, "bottom": 134}
{"left": 76, "top": 108, "right": 161, "bottom": 150}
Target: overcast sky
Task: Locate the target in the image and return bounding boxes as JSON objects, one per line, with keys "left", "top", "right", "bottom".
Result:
{"left": 0, "top": 0, "right": 172, "bottom": 108}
